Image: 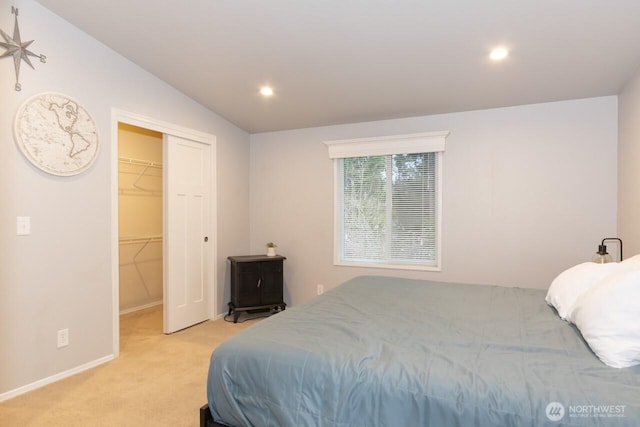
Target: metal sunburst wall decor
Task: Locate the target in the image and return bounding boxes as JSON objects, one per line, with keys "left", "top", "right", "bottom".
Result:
{"left": 1, "top": 6, "right": 46, "bottom": 91}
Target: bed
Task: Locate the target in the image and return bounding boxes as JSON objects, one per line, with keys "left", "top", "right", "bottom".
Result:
{"left": 202, "top": 276, "right": 640, "bottom": 426}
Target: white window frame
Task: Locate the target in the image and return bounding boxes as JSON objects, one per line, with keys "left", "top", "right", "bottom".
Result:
{"left": 325, "top": 131, "right": 449, "bottom": 271}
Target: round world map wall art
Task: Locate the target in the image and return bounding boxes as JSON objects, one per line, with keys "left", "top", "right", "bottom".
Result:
{"left": 14, "top": 92, "right": 99, "bottom": 176}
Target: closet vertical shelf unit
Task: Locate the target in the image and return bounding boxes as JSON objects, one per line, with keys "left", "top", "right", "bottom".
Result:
{"left": 118, "top": 156, "right": 163, "bottom": 303}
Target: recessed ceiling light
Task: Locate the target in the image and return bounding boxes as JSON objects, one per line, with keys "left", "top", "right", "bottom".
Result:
{"left": 260, "top": 86, "right": 274, "bottom": 97}
{"left": 490, "top": 47, "right": 509, "bottom": 61}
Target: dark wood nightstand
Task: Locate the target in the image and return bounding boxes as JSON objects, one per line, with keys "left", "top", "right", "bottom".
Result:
{"left": 227, "top": 255, "right": 286, "bottom": 323}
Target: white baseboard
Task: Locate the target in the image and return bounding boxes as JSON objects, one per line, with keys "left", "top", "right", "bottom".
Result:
{"left": 0, "top": 354, "right": 114, "bottom": 403}
{"left": 119, "top": 299, "right": 163, "bottom": 315}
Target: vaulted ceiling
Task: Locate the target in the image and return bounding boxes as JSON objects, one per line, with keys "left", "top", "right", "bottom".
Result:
{"left": 35, "top": 0, "right": 640, "bottom": 133}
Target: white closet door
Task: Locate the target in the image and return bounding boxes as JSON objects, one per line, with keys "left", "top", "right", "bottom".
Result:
{"left": 163, "top": 134, "right": 211, "bottom": 333}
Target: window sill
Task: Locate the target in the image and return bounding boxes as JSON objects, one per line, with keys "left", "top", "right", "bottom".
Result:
{"left": 334, "top": 260, "right": 441, "bottom": 272}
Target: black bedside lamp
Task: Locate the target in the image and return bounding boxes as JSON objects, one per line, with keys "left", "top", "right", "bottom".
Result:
{"left": 592, "top": 238, "right": 623, "bottom": 263}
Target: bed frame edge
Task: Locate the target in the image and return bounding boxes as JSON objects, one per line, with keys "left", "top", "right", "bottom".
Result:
{"left": 199, "top": 403, "right": 230, "bottom": 427}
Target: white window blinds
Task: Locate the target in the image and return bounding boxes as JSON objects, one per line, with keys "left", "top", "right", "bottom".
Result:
{"left": 325, "top": 131, "right": 448, "bottom": 270}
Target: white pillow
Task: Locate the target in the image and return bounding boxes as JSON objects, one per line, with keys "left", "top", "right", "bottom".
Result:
{"left": 572, "top": 269, "right": 640, "bottom": 368}
{"left": 545, "top": 262, "right": 621, "bottom": 321}
{"left": 621, "top": 253, "right": 640, "bottom": 268}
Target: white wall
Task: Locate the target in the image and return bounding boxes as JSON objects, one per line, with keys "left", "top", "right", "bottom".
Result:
{"left": 250, "top": 97, "right": 618, "bottom": 305}
{"left": 618, "top": 65, "right": 640, "bottom": 257}
{"left": 0, "top": 0, "right": 250, "bottom": 397}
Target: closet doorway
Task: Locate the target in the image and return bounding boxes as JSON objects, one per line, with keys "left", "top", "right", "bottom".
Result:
{"left": 111, "top": 110, "right": 217, "bottom": 357}
{"left": 118, "top": 124, "right": 164, "bottom": 318}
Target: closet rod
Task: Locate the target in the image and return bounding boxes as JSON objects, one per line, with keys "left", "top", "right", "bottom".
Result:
{"left": 118, "top": 157, "right": 163, "bottom": 169}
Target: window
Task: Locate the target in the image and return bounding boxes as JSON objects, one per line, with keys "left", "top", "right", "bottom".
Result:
{"left": 325, "top": 132, "right": 448, "bottom": 271}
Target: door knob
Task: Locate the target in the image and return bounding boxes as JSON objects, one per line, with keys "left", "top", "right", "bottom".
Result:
{"left": 204, "top": 236, "right": 208, "bottom": 242}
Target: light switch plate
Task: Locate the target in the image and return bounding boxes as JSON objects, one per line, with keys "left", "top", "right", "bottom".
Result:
{"left": 17, "top": 216, "right": 30, "bottom": 235}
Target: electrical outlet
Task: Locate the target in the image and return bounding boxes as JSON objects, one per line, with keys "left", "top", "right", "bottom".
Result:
{"left": 57, "top": 329, "right": 69, "bottom": 348}
{"left": 317, "top": 284, "right": 324, "bottom": 295}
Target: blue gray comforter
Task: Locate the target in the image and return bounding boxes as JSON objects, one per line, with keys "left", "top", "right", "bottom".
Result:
{"left": 207, "top": 276, "right": 640, "bottom": 426}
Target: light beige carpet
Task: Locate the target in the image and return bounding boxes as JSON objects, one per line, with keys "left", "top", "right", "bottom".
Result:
{"left": 0, "top": 306, "right": 260, "bottom": 426}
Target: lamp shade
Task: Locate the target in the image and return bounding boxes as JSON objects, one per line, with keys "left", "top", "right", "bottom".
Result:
{"left": 592, "top": 244, "right": 613, "bottom": 263}
{"left": 592, "top": 238, "right": 623, "bottom": 263}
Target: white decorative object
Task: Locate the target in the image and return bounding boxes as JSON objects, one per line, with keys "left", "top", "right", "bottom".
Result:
{"left": 14, "top": 92, "right": 99, "bottom": 176}
{"left": 266, "top": 242, "right": 277, "bottom": 257}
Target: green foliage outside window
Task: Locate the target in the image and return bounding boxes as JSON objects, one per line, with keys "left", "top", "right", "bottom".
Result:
{"left": 341, "top": 152, "right": 437, "bottom": 265}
